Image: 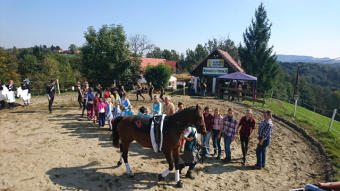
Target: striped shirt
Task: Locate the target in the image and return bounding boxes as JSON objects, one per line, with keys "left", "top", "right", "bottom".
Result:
{"left": 258, "top": 119, "right": 274, "bottom": 140}
{"left": 222, "top": 116, "right": 238, "bottom": 138}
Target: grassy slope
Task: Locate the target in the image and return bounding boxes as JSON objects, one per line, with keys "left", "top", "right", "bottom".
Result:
{"left": 244, "top": 98, "right": 340, "bottom": 180}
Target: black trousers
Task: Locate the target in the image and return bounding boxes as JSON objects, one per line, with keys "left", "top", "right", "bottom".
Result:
{"left": 240, "top": 136, "right": 249, "bottom": 159}
{"left": 49, "top": 97, "right": 54, "bottom": 112}
{"left": 149, "top": 92, "right": 153, "bottom": 100}
{"left": 0, "top": 100, "right": 6, "bottom": 109}
{"left": 136, "top": 91, "right": 145, "bottom": 100}
{"left": 77, "top": 95, "right": 82, "bottom": 108}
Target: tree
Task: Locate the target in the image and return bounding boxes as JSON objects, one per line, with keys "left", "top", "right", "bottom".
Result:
{"left": 82, "top": 24, "right": 141, "bottom": 88}
{"left": 238, "top": 3, "right": 279, "bottom": 91}
{"left": 68, "top": 44, "right": 78, "bottom": 54}
{"left": 0, "top": 48, "right": 20, "bottom": 83}
{"left": 144, "top": 63, "right": 172, "bottom": 89}
{"left": 129, "top": 34, "right": 154, "bottom": 57}
{"left": 146, "top": 47, "right": 163, "bottom": 58}
{"left": 204, "top": 37, "right": 239, "bottom": 61}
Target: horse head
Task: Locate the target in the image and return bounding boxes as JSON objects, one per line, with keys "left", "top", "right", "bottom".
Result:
{"left": 193, "top": 104, "right": 206, "bottom": 134}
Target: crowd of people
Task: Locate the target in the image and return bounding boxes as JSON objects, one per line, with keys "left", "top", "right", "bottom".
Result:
{"left": 0, "top": 79, "right": 32, "bottom": 109}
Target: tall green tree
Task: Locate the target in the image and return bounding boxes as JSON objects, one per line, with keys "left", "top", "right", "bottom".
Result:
{"left": 82, "top": 24, "right": 141, "bottom": 88}
{"left": 238, "top": 3, "right": 279, "bottom": 91}
{"left": 68, "top": 44, "right": 78, "bottom": 54}
{"left": 144, "top": 63, "right": 172, "bottom": 89}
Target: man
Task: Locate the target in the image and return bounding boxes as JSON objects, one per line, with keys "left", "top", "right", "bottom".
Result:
{"left": 6, "top": 80, "right": 17, "bottom": 109}
{"left": 152, "top": 95, "right": 162, "bottom": 116}
{"left": 148, "top": 82, "right": 154, "bottom": 101}
{"left": 219, "top": 108, "right": 238, "bottom": 163}
{"left": 162, "top": 96, "right": 175, "bottom": 116}
{"left": 237, "top": 108, "right": 256, "bottom": 165}
{"left": 255, "top": 110, "right": 274, "bottom": 169}
{"left": 46, "top": 80, "right": 56, "bottom": 113}
{"left": 0, "top": 82, "right": 7, "bottom": 109}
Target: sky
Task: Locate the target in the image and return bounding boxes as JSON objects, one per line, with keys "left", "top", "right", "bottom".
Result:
{"left": 1, "top": 0, "right": 339, "bottom": 58}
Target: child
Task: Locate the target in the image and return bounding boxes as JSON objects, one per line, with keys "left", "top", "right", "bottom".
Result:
{"left": 111, "top": 90, "right": 121, "bottom": 104}
{"left": 202, "top": 106, "right": 214, "bottom": 157}
{"left": 126, "top": 105, "right": 134, "bottom": 116}
{"left": 93, "top": 93, "right": 100, "bottom": 123}
{"left": 144, "top": 107, "right": 151, "bottom": 118}
{"left": 212, "top": 108, "right": 223, "bottom": 159}
{"left": 219, "top": 108, "right": 238, "bottom": 163}
{"left": 106, "top": 99, "right": 114, "bottom": 131}
{"left": 97, "top": 98, "right": 106, "bottom": 127}
{"left": 137, "top": 106, "right": 150, "bottom": 118}
{"left": 152, "top": 95, "right": 162, "bottom": 116}
{"left": 104, "top": 87, "right": 111, "bottom": 102}
{"left": 120, "top": 105, "right": 128, "bottom": 117}
{"left": 113, "top": 101, "right": 121, "bottom": 120}
{"left": 121, "top": 93, "right": 131, "bottom": 108}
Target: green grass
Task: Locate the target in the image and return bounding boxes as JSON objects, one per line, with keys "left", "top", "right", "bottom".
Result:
{"left": 243, "top": 98, "right": 340, "bottom": 180}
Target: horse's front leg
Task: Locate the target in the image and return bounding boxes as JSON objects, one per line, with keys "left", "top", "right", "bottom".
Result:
{"left": 121, "top": 142, "right": 134, "bottom": 177}
{"left": 173, "top": 147, "right": 183, "bottom": 188}
{"left": 158, "top": 150, "right": 173, "bottom": 181}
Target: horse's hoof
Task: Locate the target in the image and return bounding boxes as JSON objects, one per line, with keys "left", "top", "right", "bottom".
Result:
{"left": 158, "top": 174, "right": 164, "bottom": 182}
{"left": 176, "top": 180, "right": 183, "bottom": 188}
{"left": 117, "top": 161, "right": 122, "bottom": 166}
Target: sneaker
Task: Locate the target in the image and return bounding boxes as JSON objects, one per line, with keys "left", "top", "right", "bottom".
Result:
{"left": 241, "top": 157, "right": 246, "bottom": 165}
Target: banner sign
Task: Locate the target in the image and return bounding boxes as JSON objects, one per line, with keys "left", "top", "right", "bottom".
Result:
{"left": 203, "top": 67, "right": 228, "bottom": 76}
{"left": 207, "top": 59, "right": 224, "bottom": 68}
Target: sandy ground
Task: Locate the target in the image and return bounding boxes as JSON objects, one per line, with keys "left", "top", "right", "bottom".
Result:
{"left": 0, "top": 93, "right": 330, "bottom": 191}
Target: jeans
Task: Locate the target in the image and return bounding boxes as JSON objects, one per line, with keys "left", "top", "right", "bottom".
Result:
{"left": 212, "top": 130, "right": 221, "bottom": 156}
{"left": 240, "top": 136, "right": 249, "bottom": 159}
{"left": 224, "top": 135, "right": 233, "bottom": 159}
{"left": 203, "top": 89, "right": 206, "bottom": 97}
{"left": 98, "top": 112, "right": 105, "bottom": 126}
{"left": 256, "top": 139, "right": 271, "bottom": 167}
{"left": 201, "top": 131, "right": 212, "bottom": 156}
{"left": 48, "top": 97, "right": 54, "bottom": 113}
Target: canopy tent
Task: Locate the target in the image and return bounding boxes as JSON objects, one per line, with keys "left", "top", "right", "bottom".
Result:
{"left": 217, "top": 72, "right": 257, "bottom": 81}
{"left": 217, "top": 72, "right": 258, "bottom": 100}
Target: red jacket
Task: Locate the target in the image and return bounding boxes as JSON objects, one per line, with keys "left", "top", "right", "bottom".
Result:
{"left": 204, "top": 113, "right": 214, "bottom": 132}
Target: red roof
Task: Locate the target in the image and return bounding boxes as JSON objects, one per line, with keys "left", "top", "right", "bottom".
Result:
{"left": 139, "top": 57, "right": 176, "bottom": 72}
{"left": 217, "top": 49, "right": 244, "bottom": 73}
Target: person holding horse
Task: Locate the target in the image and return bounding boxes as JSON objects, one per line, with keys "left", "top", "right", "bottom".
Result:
{"left": 162, "top": 96, "right": 175, "bottom": 116}
{"left": 111, "top": 104, "right": 206, "bottom": 188}
{"left": 178, "top": 125, "right": 200, "bottom": 179}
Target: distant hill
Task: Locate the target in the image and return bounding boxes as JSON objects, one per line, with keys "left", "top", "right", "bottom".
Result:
{"left": 277, "top": 54, "right": 340, "bottom": 64}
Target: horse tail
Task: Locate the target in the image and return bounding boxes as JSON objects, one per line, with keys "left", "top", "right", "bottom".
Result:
{"left": 112, "top": 116, "right": 123, "bottom": 148}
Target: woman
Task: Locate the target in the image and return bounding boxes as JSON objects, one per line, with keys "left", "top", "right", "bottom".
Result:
{"left": 202, "top": 106, "right": 214, "bottom": 158}
{"left": 212, "top": 108, "right": 223, "bottom": 159}
{"left": 76, "top": 81, "right": 83, "bottom": 109}
{"left": 238, "top": 108, "right": 256, "bottom": 165}
{"left": 219, "top": 108, "right": 238, "bottom": 163}
{"left": 86, "top": 87, "right": 95, "bottom": 120}
{"left": 136, "top": 83, "right": 145, "bottom": 101}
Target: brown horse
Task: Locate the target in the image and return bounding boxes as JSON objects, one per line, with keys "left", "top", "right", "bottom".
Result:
{"left": 112, "top": 105, "right": 206, "bottom": 188}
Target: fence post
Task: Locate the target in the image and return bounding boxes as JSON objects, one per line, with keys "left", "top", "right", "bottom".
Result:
{"left": 56, "top": 79, "right": 61, "bottom": 95}
{"left": 328, "top": 109, "right": 337, "bottom": 132}
{"left": 294, "top": 97, "right": 298, "bottom": 117}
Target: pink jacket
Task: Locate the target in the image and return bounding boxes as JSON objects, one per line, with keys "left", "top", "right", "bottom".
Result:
{"left": 97, "top": 102, "right": 107, "bottom": 113}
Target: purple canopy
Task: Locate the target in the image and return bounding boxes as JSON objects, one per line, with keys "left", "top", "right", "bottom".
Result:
{"left": 217, "top": 72, "right": 257, "bottom": 81}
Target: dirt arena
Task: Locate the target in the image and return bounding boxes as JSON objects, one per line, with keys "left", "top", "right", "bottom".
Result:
{"left": 0, "top": 93, "right": 331, "bottom": 190}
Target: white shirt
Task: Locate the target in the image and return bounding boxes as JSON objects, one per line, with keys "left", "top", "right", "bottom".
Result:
{"left": 183, "top": 126, "right": 197, "bottom": 139}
